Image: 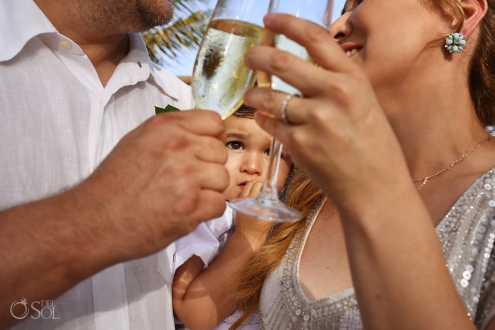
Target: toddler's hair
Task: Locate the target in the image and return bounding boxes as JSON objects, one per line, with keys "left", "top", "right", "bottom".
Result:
{"left": 233, "top": 105, "right": 256, "bottom": 119}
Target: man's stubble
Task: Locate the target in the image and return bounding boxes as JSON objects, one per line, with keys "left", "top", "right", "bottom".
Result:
{"left": 76, "top": 0, "right": 174, "bottom": 35}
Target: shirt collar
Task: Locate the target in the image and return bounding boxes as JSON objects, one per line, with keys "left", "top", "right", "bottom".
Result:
{"left": 0, "top": 0, "right": 57, "bottom": 62}
{"left": 109, "top": 33, "right": 178, "bottom": 100}
{"left": 125, "top": 33, "right": 179, "bottom": 99}
{"left": 0, "top": 0, "right": 180, "bottom": 100}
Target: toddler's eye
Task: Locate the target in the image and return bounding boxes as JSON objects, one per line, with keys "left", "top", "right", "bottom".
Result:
{"left": 227, "top": 141, "right": 244, "bottom": 150}
{"left": 264, "top": 148, "right": 270, "bottom": 156}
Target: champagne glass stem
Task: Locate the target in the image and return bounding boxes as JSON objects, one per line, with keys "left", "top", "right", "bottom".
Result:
{"left": 258, "top": 138, "right": 283, "bottom": 203}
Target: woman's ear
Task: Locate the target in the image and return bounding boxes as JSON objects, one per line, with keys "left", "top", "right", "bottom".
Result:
{"left": 460, "top": 0, "right": 488, "bottom": 39}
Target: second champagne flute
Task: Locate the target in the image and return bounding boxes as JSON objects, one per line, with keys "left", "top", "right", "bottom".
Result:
{"left": 229, "top": 0, "right": 334, "bottom": 222}
{"left": 192, "top": 0, "right": 268, "bottom": 119}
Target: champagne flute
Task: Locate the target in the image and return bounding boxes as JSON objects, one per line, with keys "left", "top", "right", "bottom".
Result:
{"left": 192, "top": 0, "right": 268, "bottom": 119}
{"left": 229, "top": 0, "right": 334, "bottom": 222}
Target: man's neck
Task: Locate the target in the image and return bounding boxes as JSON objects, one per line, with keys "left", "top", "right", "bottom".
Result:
{"left": 75, "top": 36, "right": 130, "bottom": 87}
{"left": 34, "top": 0, "right": 130, "bottom": 87}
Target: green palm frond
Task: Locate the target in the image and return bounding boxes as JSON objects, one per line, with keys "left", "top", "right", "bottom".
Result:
{"left": 142, "top": 0, "right": 212, "bottom": 64}
{"left": 173, "top": 0, "right": 209, "bottom": 14}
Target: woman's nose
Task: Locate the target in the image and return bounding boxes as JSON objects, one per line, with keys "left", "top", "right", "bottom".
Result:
{"left": 330, "top": 14, "right": 350, "bottom": 42}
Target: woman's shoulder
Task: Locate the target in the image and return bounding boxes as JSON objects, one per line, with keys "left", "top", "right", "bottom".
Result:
{"left": 435, "top": 166, "right": 495, "bottom": 328}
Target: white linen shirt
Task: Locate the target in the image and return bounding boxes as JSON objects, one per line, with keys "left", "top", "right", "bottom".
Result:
{"left": 175, "top": 204, "right": 235, "bottom": 270}
{"left": 0, "top": 0, "right": 195, "bottom": 329}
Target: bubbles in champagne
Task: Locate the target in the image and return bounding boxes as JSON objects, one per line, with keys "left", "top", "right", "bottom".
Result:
{"left": 192, "top": 19, "right": 264, "bottom": 119}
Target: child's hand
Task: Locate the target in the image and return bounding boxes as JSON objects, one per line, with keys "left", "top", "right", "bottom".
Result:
{"left": 234, "top": 180, "right": 273, "bottom": 248}
{"left": 239, "top": 179, "right": 263, "bottom": 198}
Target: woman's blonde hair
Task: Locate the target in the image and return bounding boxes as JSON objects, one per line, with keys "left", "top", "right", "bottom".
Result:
{"left": 231, "top": 1, "right": 495, "bottom": 328}
{"left": 230, "top": 169, "right": 324, "bottom": 329}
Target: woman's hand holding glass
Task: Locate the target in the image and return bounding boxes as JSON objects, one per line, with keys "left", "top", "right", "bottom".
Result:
{"left": 244, "top": 14, "right": 414, "bottom": 210}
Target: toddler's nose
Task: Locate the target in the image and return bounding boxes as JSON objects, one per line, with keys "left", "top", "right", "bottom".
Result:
{"left": 241, "top": 153, "right": 264, "bottom": 176}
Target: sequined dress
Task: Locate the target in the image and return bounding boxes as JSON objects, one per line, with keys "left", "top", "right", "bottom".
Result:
{"left": 258, "top": 168, "right": 495, "bottom": 329}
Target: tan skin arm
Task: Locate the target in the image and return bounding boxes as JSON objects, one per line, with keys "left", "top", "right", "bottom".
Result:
{"left": 0, "top": 111, "right": 228, "bottom": 329}
{"left": 172, "top": 181, "right": 272, "bottom": 330}
{"left": 0, "top": 189, "right": 112, "bottom": 328}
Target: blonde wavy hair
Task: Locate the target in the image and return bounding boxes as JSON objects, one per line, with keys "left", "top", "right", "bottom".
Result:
{"left": 230, "top": 169, "right": 324, "bottom": 329}
{"left": 231, "top": 0, "right": 495, "bottom": 328}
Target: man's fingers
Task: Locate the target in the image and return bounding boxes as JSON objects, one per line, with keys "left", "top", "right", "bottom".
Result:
{"left": 165, "top": 162, "right": 228, "bottom": 225}
{"left": 153, "top": 110, "right": 225, "bottom": 137}
{"left": 139, "top": 114, "right": 228, "bottom": 164}
{"left": 192, "top": 136, "right": 228, "bottom": 164}
{"left": 193, "top": 162, "right": 229, "bottom": 192}
{"left": 191, "top": 189, "right": 227, "bottom": 223}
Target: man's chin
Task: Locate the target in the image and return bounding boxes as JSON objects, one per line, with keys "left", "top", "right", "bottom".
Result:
{"left": 136, "top": 0, "right": 173, "bottom": 32}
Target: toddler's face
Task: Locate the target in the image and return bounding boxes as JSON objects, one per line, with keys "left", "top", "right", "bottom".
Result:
{"left": 222, "top": 116, "right": 292, "bottom": 201}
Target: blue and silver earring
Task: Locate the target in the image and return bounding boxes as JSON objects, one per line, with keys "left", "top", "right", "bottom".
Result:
{"left": 445, "top": 32, "right": 467, "bottom": 53}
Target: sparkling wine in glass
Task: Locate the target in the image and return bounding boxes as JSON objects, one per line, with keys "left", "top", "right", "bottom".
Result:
{"left": 229, "top": 0, "right": 334, "bottom": 222}
{"left": 192, "top": 0, "right": 268, "bottom": 119}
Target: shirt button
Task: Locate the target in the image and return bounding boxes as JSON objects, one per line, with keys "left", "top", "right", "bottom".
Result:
{"left": 59, "top": 40, "right": 72, "bottom": 50}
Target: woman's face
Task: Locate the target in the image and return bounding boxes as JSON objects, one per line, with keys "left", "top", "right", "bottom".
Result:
{"left": 331, "top": 0, "right": 452, "bottom": 97}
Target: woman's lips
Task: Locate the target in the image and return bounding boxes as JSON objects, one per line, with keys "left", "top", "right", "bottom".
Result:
{"left": 341, "top": 44, "right": 363, "bottom": 57}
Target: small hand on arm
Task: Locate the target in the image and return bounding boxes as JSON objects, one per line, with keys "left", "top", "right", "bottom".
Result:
{"left": 0, "top": 110, "right": 228, "bottom": 329}
{"left": 172, "top": 181, "right": 272, "bottom": 330}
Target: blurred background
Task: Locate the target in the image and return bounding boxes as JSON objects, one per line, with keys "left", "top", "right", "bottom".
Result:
{"left": 146, "top": 0, "right": 346, "bottom": 80}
